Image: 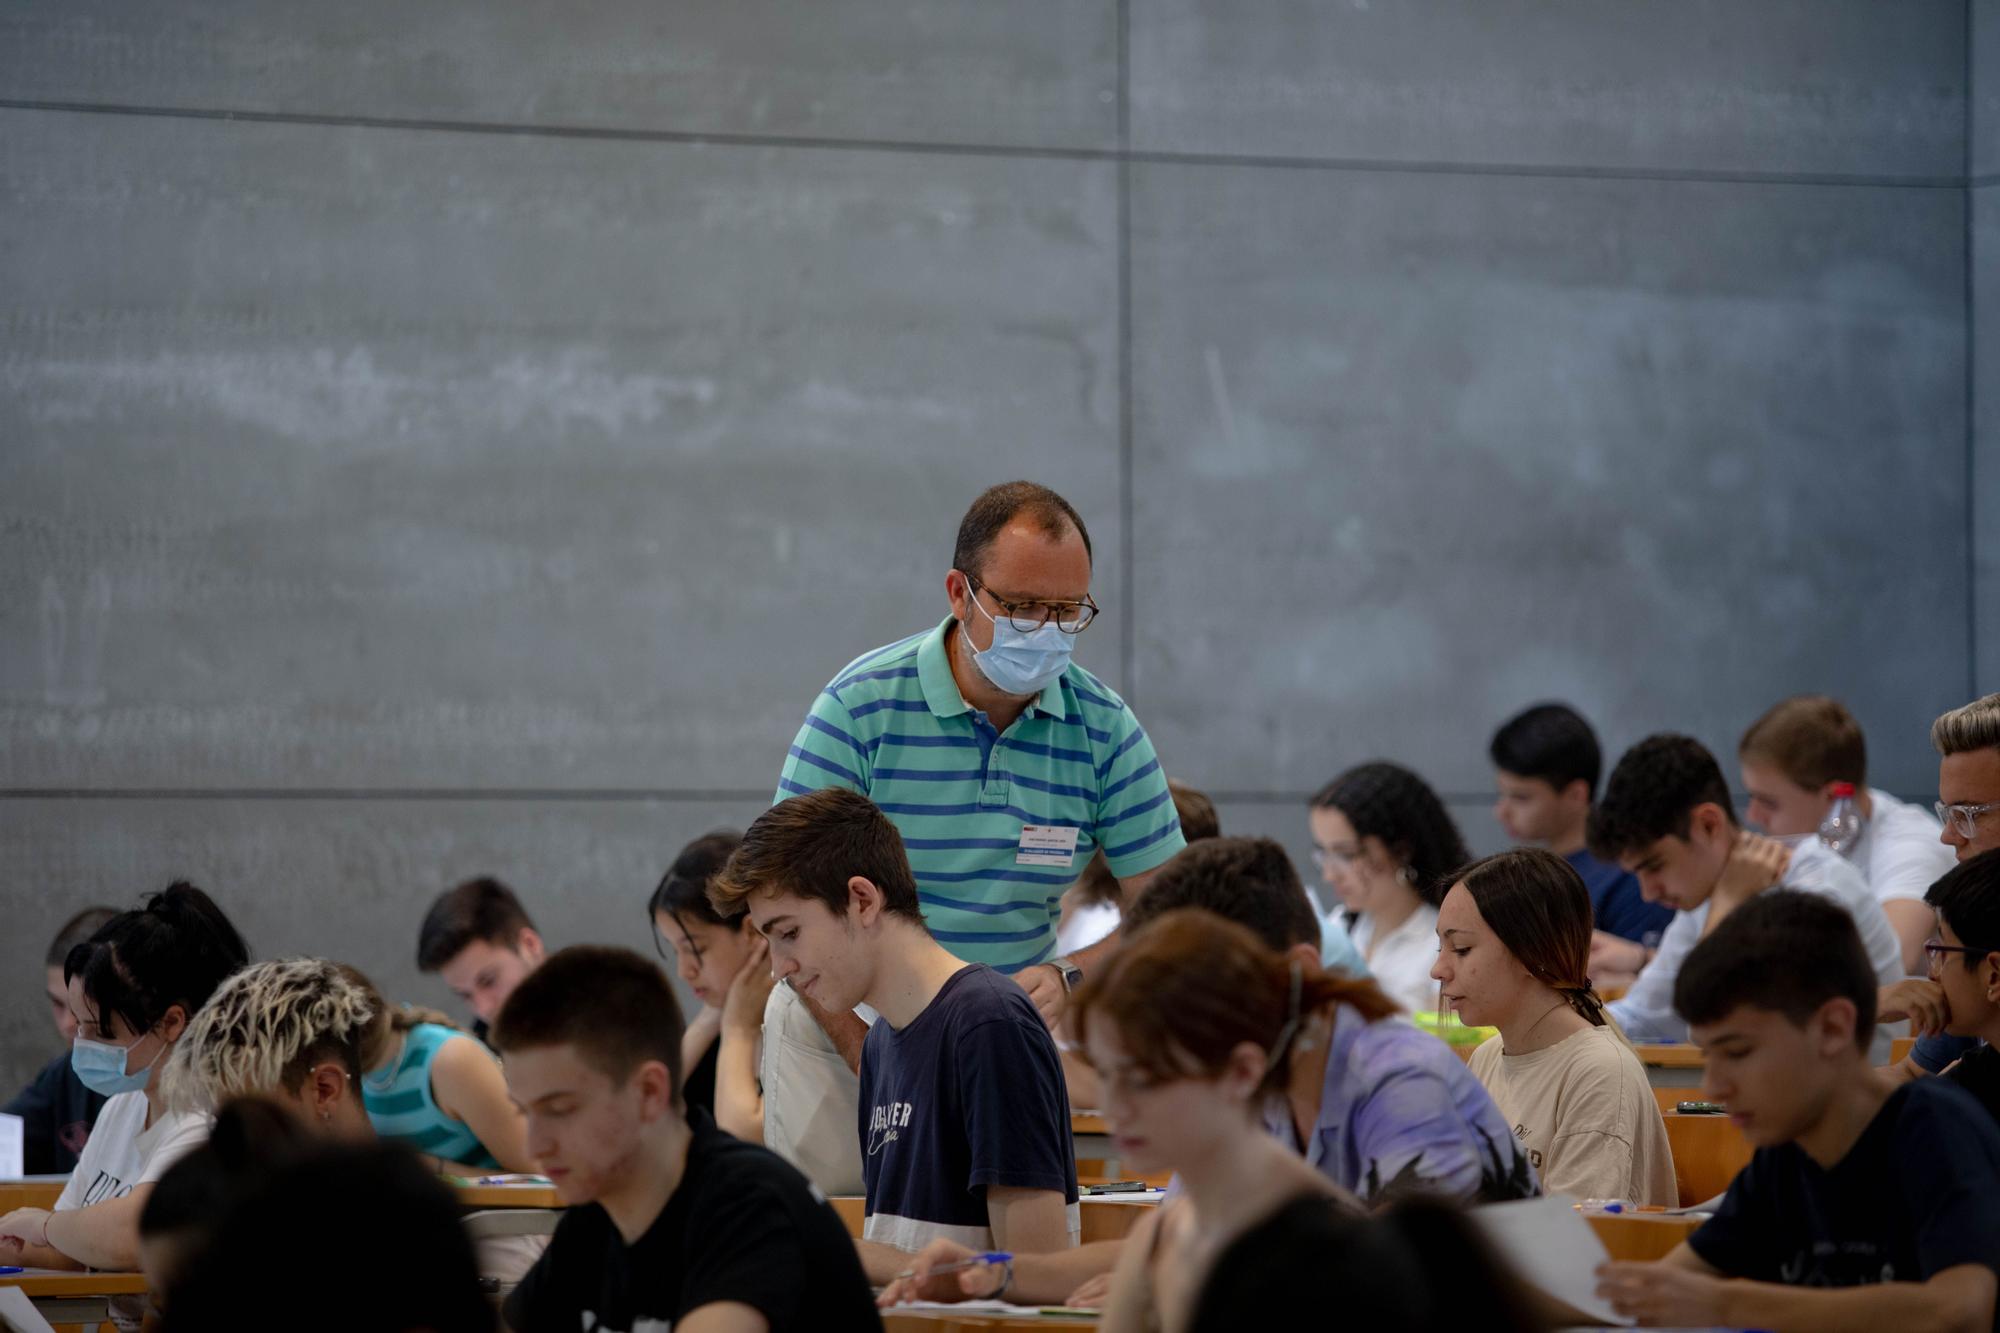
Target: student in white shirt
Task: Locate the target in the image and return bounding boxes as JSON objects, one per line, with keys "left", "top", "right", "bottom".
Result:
{"left": 1738, "top": 694, "right": 1955, "bottom": 974}
{"left": 1594, "top": 736, "right": 1904, "bottom": 1061}
{"left": 1307, "top": 762, "right": 1471, "bottom": 1016}
{"left": 0, "top": 883, "right": 248, "bottom": 1272}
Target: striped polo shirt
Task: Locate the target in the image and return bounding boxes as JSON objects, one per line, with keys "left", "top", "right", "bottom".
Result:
{"left": 777, "top": 616, "right": 1185, "bottom": 973}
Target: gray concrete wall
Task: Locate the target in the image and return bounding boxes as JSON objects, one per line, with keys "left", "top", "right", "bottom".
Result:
{"left": 1979, "top": 0, "right": 2000, "bottom": 693}
{"left": 0, "top": 2, "right": 1975, "bottom": 1091}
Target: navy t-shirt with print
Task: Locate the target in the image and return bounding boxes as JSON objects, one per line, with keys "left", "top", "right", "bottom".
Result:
{"left": 1565, "top": 847, "right": 1673, "bottom": 947}
{"left": 858, "top": 964, "right": 1078, "bottom": 1250}
{"left": 1689, "top": 1079, "right": 2000, "bottom": 1307}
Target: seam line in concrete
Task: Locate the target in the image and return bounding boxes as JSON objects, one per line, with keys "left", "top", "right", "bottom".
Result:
{"left": 0, "top": 98, "right": 1967, "bottom": 189}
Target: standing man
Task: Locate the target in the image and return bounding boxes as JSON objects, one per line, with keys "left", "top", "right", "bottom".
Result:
{"left": 778, "top": 481, "right": 1185, "bottom": 1038}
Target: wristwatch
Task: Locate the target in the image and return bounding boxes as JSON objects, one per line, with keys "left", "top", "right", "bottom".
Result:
{"left": 1051, "top": 957, "right": 1083, "bottom": 992}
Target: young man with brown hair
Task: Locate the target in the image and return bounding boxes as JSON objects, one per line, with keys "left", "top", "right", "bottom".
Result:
{"left": 416, "top": 877, "right": 545, "bottom": 1039}
{"left": 1597, "top": 891, "right": 2000, "bottom": 1331}
{"left": 493, "top": 944, "right": 879, "bottom": 1333}
{"left": 710, "top": 787, "right": 1078, "bottom": 1286}
{"left": 1738, "top": 694, "right": 1952, "bottom": 974}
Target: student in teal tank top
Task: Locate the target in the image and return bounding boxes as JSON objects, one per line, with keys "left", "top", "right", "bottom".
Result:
{"left": 343, "top": 966, "right": 536, "bottom": 1173}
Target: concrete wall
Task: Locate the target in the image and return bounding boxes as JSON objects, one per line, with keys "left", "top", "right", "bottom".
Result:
{"left": 0, "top": 2, "right": 1975, "bottom": 1090}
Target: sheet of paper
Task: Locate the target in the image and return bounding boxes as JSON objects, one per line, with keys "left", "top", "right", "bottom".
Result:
{"left": 1470, "top": 1195, "right": 1633, "bottom": 1327}
{"left": 0, "top": 1115, "right": 22, "bottom": 1179}
{"left": 0, "top": 1286, "right": 59, "bottom": 1333}
{"left": 885, "top": 1300, "right": 1048, "bottom": 1315}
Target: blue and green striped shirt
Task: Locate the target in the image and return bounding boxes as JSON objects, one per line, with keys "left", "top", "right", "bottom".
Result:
{"left": 360, "top": 1021, "right": 498, "bottom": 1169}
{"left": 778, "top": 617, "right": 1185, "bottom": 972}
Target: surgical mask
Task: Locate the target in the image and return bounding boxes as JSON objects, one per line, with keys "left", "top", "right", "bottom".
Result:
{"left": 71, "top": 1030, "right": 163, "bottom": 1098}
{"left": 964, "top": 596, "right": 1074, "bottom": 698}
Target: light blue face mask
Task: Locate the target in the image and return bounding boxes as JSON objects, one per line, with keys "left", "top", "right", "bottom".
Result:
{"left": 71, "top": 1030, "right": 163, "bottom": 1098}
{"left": 964, "top": 595, "right": 1074, "bottom": 698}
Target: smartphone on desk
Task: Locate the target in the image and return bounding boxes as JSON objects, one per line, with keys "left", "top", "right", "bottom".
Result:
{"left": 1675, "top": 1100, "right": 1725, "bottom": 1114}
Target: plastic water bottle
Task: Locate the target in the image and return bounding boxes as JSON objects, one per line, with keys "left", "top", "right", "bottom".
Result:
{"left": 1819, "top": 782, "right": 1863, "bottom": 856}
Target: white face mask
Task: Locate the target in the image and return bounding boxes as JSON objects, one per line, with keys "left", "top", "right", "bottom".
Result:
{"left": 963, "top": 594, "right": 1074, "bottom": 697}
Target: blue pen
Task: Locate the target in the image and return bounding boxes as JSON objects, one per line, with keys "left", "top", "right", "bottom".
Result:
{"left": 893, "top": 1251, "right": 1011, "bottom": 1280}
{"left": 0, "top": 1265, "right": 23, "bottom": 1275}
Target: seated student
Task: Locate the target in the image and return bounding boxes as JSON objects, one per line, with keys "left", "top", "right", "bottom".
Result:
{"left": 1308, "top": 761, "right": 1472, "bottom": 1015}
{"left": 651, "top": 831, "right": 752, "bottom": 1118}
{"left": 493, "top": 945, "right": 879, "bottom": 1333}
{"left": 1739, "top": 694, "right": 1954, "bottom": 975}
{"left": 709, "top": 787, "right": 1078, "bottom": 1283}
{"left": 138, "top": 1096, "right": 313, "bottom": 1327}
{"left": 416, "top": 876, "right": 546, "bottom": 1041}
{"left": 0, "top": 884, "right": 247, "bottom": 1273}
{"left": 1489, "top": 703, "right": 1673, "bottom": 986}
{"left": 1594, "top": 735, "right": 1904, "bottom": 1060}
{"left": 653, "top": 830, "right": 866, "bottom": 1195}
{"left": 4, "top": 906, "right": 118, "bottom": 1174}
{"left": 162, "top": 1137, "right": 499, "bottom": 1333}
{"left": 1056, "top": 778, "right": 1222, "bottom": 957}
{"left": 1890, "top": 693, "right": 2000, "bottom": 1081}
{"left": 164, "top": 957, "right": 546, "bottom": 1286}
{"left": 1191, "top": 1196, "right": 1548, "bottom": 1333}
{"left": 886, "top": 836, "right": 1535, "bottom": 1311}
{"left": 1433, "top": 849, "right": 1676, "bottom": 1205}
{"left": 345, "top": 965, "right": 535, "bottom": 1173}
{"left": 1917, "top": 850, "right": 2000, "bottom": 1117}
{"left": 1596, "top": 891, "right": 2000, "bottom": 1331}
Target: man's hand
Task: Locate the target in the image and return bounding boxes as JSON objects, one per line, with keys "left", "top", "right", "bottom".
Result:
{"left": 1712, "top": 832, "right": 1789, "bottom": 917}
{"left": 1879, "top": 977, "right": 1952, "bottom": 1038}
{"left": 875, "top": 1239, "right": 1004, "bottom": 1308}
{"left": 1596, "top": 1260, "right": 1728, "bottom": 1326}
{"left": 0, "top": 1208, "right": 51, "bottom": 1251}
{"left": 721, "top": 937, "right": 776, "bottom": 1038}
{"left": 1065, "top": 1274, "right": 1111, "bottom": 1309}
{"left": 1015, "top": 964, "right": 1068, "bottom": 1029}
{"left": 1589, "top": 930, "right": 1649, "bottom": 983}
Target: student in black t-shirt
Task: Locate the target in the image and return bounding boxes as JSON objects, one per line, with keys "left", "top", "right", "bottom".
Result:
{"left": 492, "top": 944, "right": 879, "bottom": 1333}
{"left": 1922, "top": 850, "right": 2000, "bottom": 1117}
{"left": 709, "top": 788, "right": 1078, "bottom": 1286}
{"left": 3, "top": 907, "right": 117, "bottom": 1174}
{"left": 1596, "top": 890, "right": 2000, "bottom": 1331}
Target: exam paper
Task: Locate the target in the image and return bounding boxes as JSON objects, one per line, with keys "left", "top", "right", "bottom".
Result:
{"left": 0, "top": 1286, "right": 59, "bottom": 1333}
{"left": 0, "top": 1114, "right": 21, "bottom": 1179}
{"left": 1471, "top": 1195, "right": 1632, "bottom": 1327}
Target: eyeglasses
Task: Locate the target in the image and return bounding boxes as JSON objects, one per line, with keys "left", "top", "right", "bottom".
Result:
{"left": 965, "top": 575, "right": 1100, "bottom": 634}
{"left": 1935, "top": 800, "right": 2000, "bottom": 840}
{"left": 1924, "top": 939, "right": 1996, "bottom": 965}
{"left": 1310, "top": 845, "right": 1361, "bottom": 872}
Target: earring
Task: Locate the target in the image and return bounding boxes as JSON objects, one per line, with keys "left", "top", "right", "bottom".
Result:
{"left": 320, "top": 1109, "right": 332, "bottom": 1124}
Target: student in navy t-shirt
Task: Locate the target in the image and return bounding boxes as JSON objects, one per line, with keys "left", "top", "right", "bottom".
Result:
{"left": 712, "top": 788, "right": 1079, "bottom": 1285}
{"left": 1489, "top": 704, "right": 1672, "bottom": 985}
{"left": 1595, "top": 891, "right": 2000, "bottom": 1330}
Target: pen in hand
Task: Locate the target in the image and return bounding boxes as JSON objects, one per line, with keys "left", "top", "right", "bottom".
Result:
{"left": 892, "top": 1251, "right": 1012, "bottom": 1281}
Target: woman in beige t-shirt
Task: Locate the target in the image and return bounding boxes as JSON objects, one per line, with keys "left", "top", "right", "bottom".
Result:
{"left": 1431, "top": 849, "right": 1677, "bottom": 1206}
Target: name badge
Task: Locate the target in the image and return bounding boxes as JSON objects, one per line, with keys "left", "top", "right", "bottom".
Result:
{"left": 1016, "top": 824, "right": 1080, "bottom": 869}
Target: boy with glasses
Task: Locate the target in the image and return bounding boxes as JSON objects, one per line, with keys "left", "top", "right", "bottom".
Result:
{"left": 1596, "top": 890, "right": 2000, "bottom": 1331}
{"left": 1919, "top": 851, "right": 2000, "bottom": 1122}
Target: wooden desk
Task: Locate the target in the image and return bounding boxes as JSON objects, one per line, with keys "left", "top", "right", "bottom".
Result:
{"left": 450, "top": 1180, "right": 562, "bottom": 1209}
{"left": 1586, "top": 1213, "right": 1703, "bottom": 1262}
{"left": 884, "top": 1312, "right": 1095, "bottom": 1331}
{"left": 1663, "top": 1111, "right": 1751, "bottom": 1208}
{"left": 830, "top": 1196, "right": 1157, "bottom": 1245}
{"left": 1, "top": 1267, "right": 148, "bottom": 1332}
{"left": 1635, "top": 1044, "right": 1704, "bottom": 1089}
{"left": 0, "top": 1179, "right": 66, "bottom": 1214}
